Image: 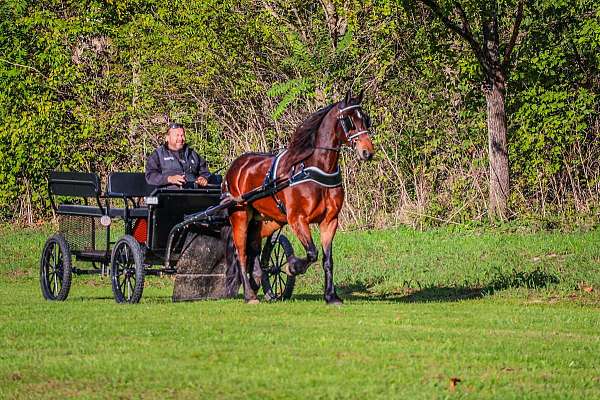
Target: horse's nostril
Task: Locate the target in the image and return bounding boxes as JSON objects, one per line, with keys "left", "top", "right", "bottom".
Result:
{"left": 363, "top": 150, "right": 373, "bottom": 160}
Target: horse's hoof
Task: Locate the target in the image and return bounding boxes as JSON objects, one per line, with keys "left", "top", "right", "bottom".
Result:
{"left": 325, "top": 296, "right": 343, "bottom": 306}
{"left": 282, "top": 264, "right": 294, "bottom": 277}
{"left": 246, "top": 299, "right": 260, "bottom": 305}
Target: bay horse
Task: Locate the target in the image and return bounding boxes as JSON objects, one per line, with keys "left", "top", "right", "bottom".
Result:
{"left": 224, "top": 90, "right": 375, "bottom": 304}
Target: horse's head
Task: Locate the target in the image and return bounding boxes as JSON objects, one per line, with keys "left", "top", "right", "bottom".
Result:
{"left": 336, "top": 90, "right": 375, "bottom": 161}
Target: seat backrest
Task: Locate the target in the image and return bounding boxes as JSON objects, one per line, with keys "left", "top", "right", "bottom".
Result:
{"left": 49, "top": 171, "right": 101, "bottom": 197}
{"left": 107, "top": 172, "right": 155, "bottom": 197}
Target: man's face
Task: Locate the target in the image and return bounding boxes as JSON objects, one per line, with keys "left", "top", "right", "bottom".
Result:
{"left": 166, "top": 127, "right": 185, "bottom": 151}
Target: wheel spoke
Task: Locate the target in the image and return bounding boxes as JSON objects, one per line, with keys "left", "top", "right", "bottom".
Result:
{"left": 278, "top": 275, "right": 286, "bottom": 295}
{"left": 127, "top": 277, "right": 134, "bottom": 300}
{"left": 276, "top": 245, "right": 286, "bottom": 265}
{"left": 48, "top": 270, "right": 56, "bottom": 294}
{"left": 269, "top": 254, "right": 277, "bottom": 272}
{"left": 272, "top": 274, "right": 279, "bottom": 295}
{"left": 53, "top": 269, "right": 59, "bottom": 293}
{"left": 273, "top": 242, "right": 281, "bottom": 261}
{"left": 119, "top": 276, "right": 126, "bottom": 293}
{"left": 52, "top": 245, "right": 58, "bottom": 270}
{"left": 123, "top": 275, "right": 130, "bottom": 299}
{"left": 48, "top": 247, "right": 56, "bottom": 272}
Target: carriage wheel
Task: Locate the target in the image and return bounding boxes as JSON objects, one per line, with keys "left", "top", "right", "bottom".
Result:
{"left": 40, "top": 234, "right": 73, "bottom": 301}
{"left": 110, "top": 235, "right": 145, "bottom": 304}
{"left": 260, "top": 233, "right": 296, "bottom": 301}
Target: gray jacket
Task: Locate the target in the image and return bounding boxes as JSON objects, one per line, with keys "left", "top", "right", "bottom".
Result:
{"left": 145, "top": 144, "right": 211, "bottom": 187}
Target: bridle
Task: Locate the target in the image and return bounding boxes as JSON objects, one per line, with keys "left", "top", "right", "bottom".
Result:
{"left": 314, "top": 104, "right": 372, "bottom": 152}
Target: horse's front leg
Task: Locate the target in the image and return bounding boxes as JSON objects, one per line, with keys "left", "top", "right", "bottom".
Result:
{"left": 319, "top": 217, "right": 342, "bottom": 305}
{"left": 285, "top": 216, "right": 318, "bottom": 276}
{"left": 230, "top": 208, "right": 259, "bottom": 304}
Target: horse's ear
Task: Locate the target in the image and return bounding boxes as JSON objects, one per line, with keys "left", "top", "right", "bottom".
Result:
{"left": 344, "top": 89, "right": 352, "bottom": 105}
{"left": 357, "top": 89, "right": 364, "bottom": 103}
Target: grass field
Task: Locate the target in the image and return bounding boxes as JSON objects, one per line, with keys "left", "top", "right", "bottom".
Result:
{"left": 1, "top": 223, "right": 600, "bottom": 399}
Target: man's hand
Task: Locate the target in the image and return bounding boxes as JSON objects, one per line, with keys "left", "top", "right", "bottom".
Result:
{"left": 167, "top": 174, "right": 186, "bottom": 186}
{"left": 195, "top": 176, "right": 208, "bottom": 186}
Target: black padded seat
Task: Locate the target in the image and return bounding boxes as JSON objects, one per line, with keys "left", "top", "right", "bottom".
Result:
{"left": 57, "top": 204, "right": 104, "bottom": 217}
{"left": 108, "top": 207, "right": 148, "bottom": 218}
{"left": 57, "top": 205, "right": 148, "bottom": 218}
{"left": 107, "top": 172, "right": 155, "bottom": 198}
{"left": 50, "top": 172, "right": 101, "bottom": 197}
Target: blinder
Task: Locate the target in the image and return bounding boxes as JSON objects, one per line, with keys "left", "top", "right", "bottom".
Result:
{"left": 359, "top": 111, "right": 372, "bottom": 129}
{"left": 338, "top": 115, "right": 355, "bottom": 135}
{"left": 336, "top": 105, "right": 373, "bottom": 147}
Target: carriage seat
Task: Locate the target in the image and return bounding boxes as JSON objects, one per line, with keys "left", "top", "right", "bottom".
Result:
{"left": 49, "top": 171, "right": 151, "bottom": 219}
{"left": 106, "top": 172, "right": 156, "bottom": 198}
{"left": 105, "top": 172, "right": 154, "bottom": 218}
{"left": 55, "top": 204, "right": 148, "bottom": 218}
{"left": 49, "top": 171, "right": 106, "bottom": 217}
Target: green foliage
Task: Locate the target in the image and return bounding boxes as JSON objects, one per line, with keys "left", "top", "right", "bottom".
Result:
{"left": 0, "top": 0, "right": 598, "bottom": 225}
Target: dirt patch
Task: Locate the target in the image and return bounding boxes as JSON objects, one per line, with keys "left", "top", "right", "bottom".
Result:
{"left": 2, "top": 269, "right": 32, "bottom": 282}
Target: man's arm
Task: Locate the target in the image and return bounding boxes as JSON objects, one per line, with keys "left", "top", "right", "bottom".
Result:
{"left": 145, "top": 150, "right": 169, "bottom": 186}
{"left": 191, "top": 151, "right": 212, "bottom": 179}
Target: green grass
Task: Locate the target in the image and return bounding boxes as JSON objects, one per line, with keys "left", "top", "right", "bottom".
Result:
{"left": 1, "top": 224, "right": 600, "bottom": 399}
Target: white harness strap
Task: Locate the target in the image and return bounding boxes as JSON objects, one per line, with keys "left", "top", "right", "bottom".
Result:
{"left": 348, "top": 130, "right": 369, "bottom": 141}
{"left": 338, "top": 104, "right": 362, "bottom": 114}
{"left": 266, "top": 149, "right": 287, "bottom": 183}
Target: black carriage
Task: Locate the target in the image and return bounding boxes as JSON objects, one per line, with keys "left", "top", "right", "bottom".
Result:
{"left": 40, "top": 171, "right": 295, "bottom": 303}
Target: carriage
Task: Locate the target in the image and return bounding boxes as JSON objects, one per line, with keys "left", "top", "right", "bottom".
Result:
{"left": 41, "top": 91, "right": 374, "bottom": 305}
{"left": 40, "top": 171, "right": 295, "bottom": 303}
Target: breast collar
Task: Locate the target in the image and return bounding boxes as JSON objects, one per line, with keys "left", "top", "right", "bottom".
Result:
{"left": 264, "top": 150, "right": 342, "bottom": 189}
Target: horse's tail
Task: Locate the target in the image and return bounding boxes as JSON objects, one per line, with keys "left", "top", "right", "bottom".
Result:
{"left": 221, "top": 225, "right": 241, "bottom": 297}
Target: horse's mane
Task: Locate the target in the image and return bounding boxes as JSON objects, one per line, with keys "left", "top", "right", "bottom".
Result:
{"left": 281, "top": 103, "right": 335, "bottom": 171}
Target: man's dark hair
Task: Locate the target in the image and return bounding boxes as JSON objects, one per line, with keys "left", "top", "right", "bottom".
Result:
{"left": 167, "top": 122, "right": 184, "bottom": 130}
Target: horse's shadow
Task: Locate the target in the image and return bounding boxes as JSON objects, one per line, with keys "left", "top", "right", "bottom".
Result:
{"left": 292, "top": 268, "right": 560, "bottom": 304}
{"left": 290, "top": 288, "right": 483, "bottom": 303}
{"left": 66, "top": 268, "right": 560, "bottom": 304}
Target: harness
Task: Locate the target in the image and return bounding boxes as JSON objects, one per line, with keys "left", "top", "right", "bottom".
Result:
{"left": 261, "top": 150, "right": 342, "bottom": 215}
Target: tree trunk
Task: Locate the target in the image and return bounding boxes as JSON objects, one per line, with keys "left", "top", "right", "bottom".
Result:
{"left": 320, "top": 0, "right": 346, "bottom": 49}
{"left": 484, "top": 78, "right": 510, "bottom": 220}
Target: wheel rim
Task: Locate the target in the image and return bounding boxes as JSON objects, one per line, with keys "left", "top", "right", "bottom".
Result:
{"left": 266, "top": 240, "right": 290, "bottom": 299}
{"left": 43, "top": 241, "right": 63, "bottom": 297}
{"left": 113, "top": 242, "right": 136, "bottom": 301}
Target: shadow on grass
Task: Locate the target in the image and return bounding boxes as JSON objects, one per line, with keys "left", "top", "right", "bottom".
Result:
{"left": 299, "top": 268, "right": 562, "bottom": 304}
{"left": 64, "top": 269, "right": 560, "bottom": 305}
{"left": 67, "top": 295, "right": 175, "bottom": 304}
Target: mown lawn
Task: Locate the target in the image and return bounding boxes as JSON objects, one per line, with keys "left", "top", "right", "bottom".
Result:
{"left": 1, "top": 223, "right": 600, "bottom": 399}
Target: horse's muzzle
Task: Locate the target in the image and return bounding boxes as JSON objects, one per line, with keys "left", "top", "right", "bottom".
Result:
{"left": 359, "top": 149, "right": 374, "bottom": 161}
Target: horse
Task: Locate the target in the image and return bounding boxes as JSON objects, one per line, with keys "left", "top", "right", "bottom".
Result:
{"left": 223, "top": 90, "right": 375, "bottom": 304}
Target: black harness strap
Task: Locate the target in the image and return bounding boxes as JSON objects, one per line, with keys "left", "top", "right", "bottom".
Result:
{"left": 289, "top": 166, "right": 342, "bottom": 188}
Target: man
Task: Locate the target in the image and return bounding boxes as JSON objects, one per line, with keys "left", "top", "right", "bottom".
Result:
{"left": 145, "top": 122, "right": 211, "bottom": 188}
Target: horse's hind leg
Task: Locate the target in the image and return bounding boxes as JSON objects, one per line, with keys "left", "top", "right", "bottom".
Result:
{"left": 246, "top": 219, "right": 262, "bottom": 292}
{"left": 319, "top": 217, "right": 342, "bottom": 305}
{"left": 230, "top": 208, "right": 259, "bottom": 304}
{"left": 285, "top": 216, "right": 318, "bottom": 276}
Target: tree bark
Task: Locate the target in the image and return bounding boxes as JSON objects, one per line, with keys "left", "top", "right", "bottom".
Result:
{"left": 320, "top": 0, "right": 347, "bottom": 49}
{"left": 484, "top": 78, "right": 510, "bottom": 220}
{"left": 482, "top": 3, "right": 510, "bottom": 220}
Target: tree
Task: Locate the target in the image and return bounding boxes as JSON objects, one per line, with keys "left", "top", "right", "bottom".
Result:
{"left": 418, "top": 0, "right": 524, "bottom": 220}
